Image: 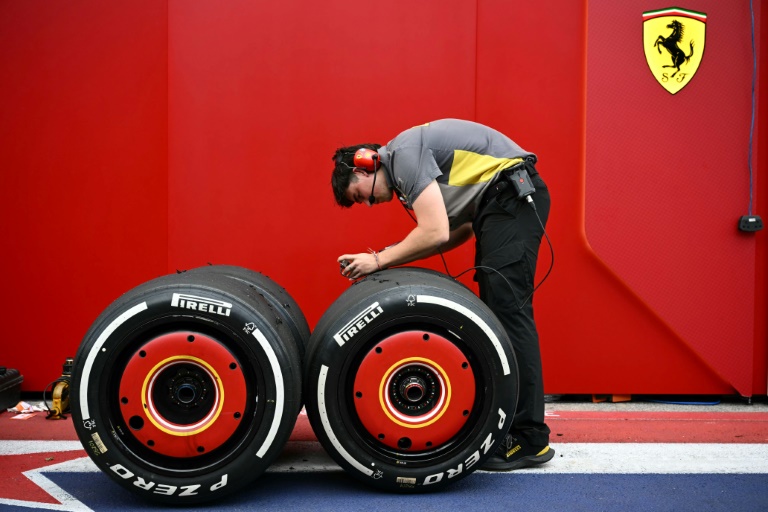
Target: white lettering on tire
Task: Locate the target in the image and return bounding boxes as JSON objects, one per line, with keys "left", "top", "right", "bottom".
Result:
{"left": 109, "top": 465, "right": 227, "bottom": 496}
{"left": 422, "top": 408, "right": 507, "bottom": 486}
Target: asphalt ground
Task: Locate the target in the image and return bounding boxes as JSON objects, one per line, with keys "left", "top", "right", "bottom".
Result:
{"left": 1, "top": 396, "right": 767, "bottom": 511}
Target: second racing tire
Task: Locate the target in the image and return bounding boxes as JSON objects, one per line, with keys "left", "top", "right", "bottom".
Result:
{"left": 304, "top": 267, "right": 518, "bottom": 492}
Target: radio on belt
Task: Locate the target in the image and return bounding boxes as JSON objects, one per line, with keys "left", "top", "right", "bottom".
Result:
{"left": 509, "top": 168, "right": 536, "bottom": 201}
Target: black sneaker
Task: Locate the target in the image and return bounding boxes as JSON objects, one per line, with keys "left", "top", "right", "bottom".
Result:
{"left": 482, "top": 433, "right": 555, "bottom": 471}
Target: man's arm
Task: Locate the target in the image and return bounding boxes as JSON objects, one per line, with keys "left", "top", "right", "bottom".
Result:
{"left": 374, "top": 180, "right": 448, "bottom": 268}
{"left": 441, "top": 221, "right": 474, "bottom": 252}
{"left": 339, "top": 181, "right": 472, "bottom": 278}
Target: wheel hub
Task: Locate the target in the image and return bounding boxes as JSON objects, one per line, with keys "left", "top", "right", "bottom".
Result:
{"left": 152, "top": 363, "right": 215, "bottom": 424}
{"left": 389, "top": 365, "right": 440, "bottom": 415}
{"left": 118, "top": 332, "right": 248, "bottom": 458}
{"left": 353, "top": 330, "right": 476, "bottom": 452}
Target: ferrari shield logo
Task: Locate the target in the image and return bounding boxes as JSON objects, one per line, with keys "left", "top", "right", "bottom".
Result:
{"left": 643, "top": 7, "right": 706, "bottom": 94}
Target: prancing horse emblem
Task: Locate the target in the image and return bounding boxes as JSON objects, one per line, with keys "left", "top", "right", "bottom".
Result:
{"left": 654, "top": 20, "right": 694, "bottom": 78}
{"left": 643, "top": 8, "right": 707, "bottom": 94}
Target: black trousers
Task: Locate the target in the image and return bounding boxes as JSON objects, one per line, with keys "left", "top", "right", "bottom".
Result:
{"left": 472, "top": 172, "right": 551, "bottom": 446}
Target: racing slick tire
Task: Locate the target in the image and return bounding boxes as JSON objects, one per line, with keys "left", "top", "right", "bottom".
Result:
{"left": 71, "top": 268, "right": 303, "bottom": 504}
{"left": 304, "top": 267, "right": 518, "bottom": 492}
{"left": 185, "top": 264, "right": 310, "bottom": 361}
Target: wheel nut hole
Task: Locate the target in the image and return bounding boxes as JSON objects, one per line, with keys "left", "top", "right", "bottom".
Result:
{"left": 375, "top": 347, "right": 382, "bottom": 354}
{"left": 397, "top": 437, "right": 412, "bottom": 450}
{"left": 378, "top": 433, "right": 385, "bottom": 440}
{"left": 187, "top": 335, "right": 195, "bottom": 342}
{"left": 147, "top": 440, "right": 155, "bottom": 447}
{"left": 129, "top": 415, "right": 144, "bottom": 430}
{"left": 423, "top": 333, "right": 430, "bottom": 341}
{"left": 355, "top": 391, "right": 363, "bottom": 398}
{"left": 139, "top": 350, "right": 146, "bottom": 358}
{"left": 426, "top": 441, "right": 433, "bottom": 447}
{"left": 197, "top": 446, "right": 205, "bottom": 453}
{"left": 229, "top": 362, "right": 237, "bottom": 370}
{"left": 462, "top": 362, "right": 469, "bottom": 369}
{"left": 463, "top": 410, "right": 469, "bottom": 416}
{"left": 120, "top": 397, "right": 128, "bottom": 404}
{"left": 234, "top": 412, "right": 241, "bottom": 419}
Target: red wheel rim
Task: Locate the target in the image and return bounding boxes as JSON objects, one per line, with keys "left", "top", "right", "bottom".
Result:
{"left": 353, "top": 330, "right": 476, "bottom": 451}
{"left": 118, "top": 332, "right": 248, "bottom": 458}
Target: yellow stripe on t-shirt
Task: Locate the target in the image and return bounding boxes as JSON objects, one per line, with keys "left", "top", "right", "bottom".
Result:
{"left": 448, "top": 150, "right": 523, "bottom": 186}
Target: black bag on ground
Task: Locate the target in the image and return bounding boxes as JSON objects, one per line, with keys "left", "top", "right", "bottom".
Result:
{"left": 0, "top": 367, "right": 23, "bottom": 410}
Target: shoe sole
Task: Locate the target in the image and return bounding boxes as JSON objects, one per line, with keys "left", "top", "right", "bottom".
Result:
{"left": 482, "top": 447, "right": 555, "bottom": 472}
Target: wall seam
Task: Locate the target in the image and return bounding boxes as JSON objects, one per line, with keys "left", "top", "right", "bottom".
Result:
{"left": 166, "top": 0, "right": 171, "bottom": 274}
{"left": 474, "top": 0, "right": 479, "bottom": 121}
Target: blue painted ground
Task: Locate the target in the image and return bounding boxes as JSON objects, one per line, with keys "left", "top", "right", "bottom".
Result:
{"left": 2, "top": 472, "right": 766, "bottom": 512}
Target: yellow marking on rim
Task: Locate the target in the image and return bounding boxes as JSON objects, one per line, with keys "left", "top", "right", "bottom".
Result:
{"left": 141, "top": 355, "right": 224, "bottom": 436}
{"left": 379, "top": 357, "right": 451, "bottom": 429}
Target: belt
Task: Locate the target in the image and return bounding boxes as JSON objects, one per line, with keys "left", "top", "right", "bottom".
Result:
{"left": 478, "top": 159, "right": 539, "bottom": 213}
{"left": 478, "top": 179, "right": 512, "bottom": 213}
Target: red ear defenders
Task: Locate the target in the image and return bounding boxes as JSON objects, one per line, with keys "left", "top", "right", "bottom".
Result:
{"left": 353, "top": 148, "right": 379, "bottom": 171}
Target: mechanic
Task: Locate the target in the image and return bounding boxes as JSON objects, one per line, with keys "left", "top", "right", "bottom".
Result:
{"left": 330, "top": 118, "right": 553, "bottom": 471}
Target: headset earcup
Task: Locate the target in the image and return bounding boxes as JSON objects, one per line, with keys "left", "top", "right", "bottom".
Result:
{"left": 353, "top": 148, "right": 378, "bottom": 171}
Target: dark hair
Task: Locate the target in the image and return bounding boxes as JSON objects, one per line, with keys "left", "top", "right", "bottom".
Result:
{"left": 331, "top": 144, "right": 381, "bottom": 207}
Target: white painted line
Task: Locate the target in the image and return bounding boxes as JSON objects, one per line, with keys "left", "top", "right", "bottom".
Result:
{"left": 38, "top": 457, "right": 100, "bottom": 473}
{"left": 20, "top": 470, "right": 93, "bottom": 511}
{"left": 4, "top": 441, "right": 767, "bottom": 476}
{"left": 0, "top": 441, "right": 85, "bottom": 455}
{"left": 266, "top": 441, "right": 343, "bottom": 473}
{"left": 266, "top": 442, "right": 768, "bottom": 474}
{"left": 477, "top": 443, "right": 768, "bottom": 474}
{"left": 0, "top": 456, "right": 97, "bottom": 511}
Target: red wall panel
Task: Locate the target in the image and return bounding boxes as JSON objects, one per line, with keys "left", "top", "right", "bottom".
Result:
{"left": 754, "top": 1, "right": 768, "bottom": 393}
{"left": 0, "top": 2, "right": 168, "bottom": 390}
{"left": 476, "top": 0, "right": 765, "bottom": 395}
{"left": 167, "top": 0, "right": 480, "bottom": 327}
{"left": 584, "top": 0, "right": 761, "bottom": 395}
{"left": 1, "top": 1, "right": 764, "bottom": 396}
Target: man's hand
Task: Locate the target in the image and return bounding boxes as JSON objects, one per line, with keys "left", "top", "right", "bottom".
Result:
{"left": 338, "top": 252, "right": 379, "bottom": 280}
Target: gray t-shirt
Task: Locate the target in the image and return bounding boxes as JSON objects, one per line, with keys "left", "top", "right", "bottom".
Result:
{"left": 377, "top": 119, "right": 535, "bottom": 230}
